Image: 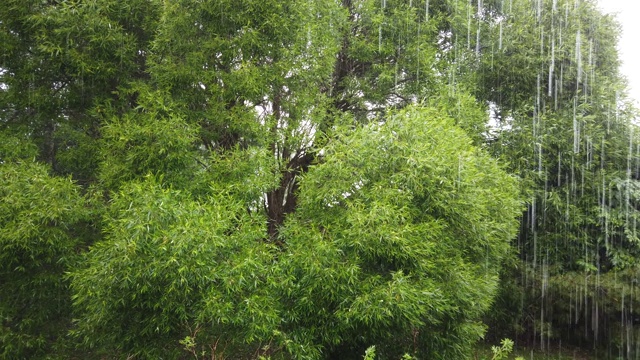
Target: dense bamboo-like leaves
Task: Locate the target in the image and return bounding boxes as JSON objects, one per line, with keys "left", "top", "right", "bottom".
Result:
{"left": 0, "top": 141, "right": 92, "bottom": 359}
{"left": 98, "top": 88, "right": 201, "bottom": 191}
{"left": 2, "top": 0, "right": 638, "bottom": 357}
{"left": 279, "top": 106, "right": 521, "bottom": 359}
{"left": 70, "top": 179, "right": 280, "bottom": 358}
{"left": 0, "top": 0, "right": 160, "bottom": 179}
{"left": 474, "top": 0, "right": 640, "bottom": 352}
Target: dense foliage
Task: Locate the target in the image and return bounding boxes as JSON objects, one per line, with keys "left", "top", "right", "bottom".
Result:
{"left": 0, "top": 0, "right": 637, "bottom": 358}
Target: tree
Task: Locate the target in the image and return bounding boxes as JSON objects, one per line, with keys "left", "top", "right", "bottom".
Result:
{"left": 278, "top": 106, "right": 521, "bottom": 359}
{"left": 472, "top": 0, "right": 640, "bottom": 353}
{"left": 2, "top": 0, "right": 636, "bottom": 358}
{"left": 70, "top": 178, "right": 280, "bottom": 358}
{"left": 0, "top": 135, "right": 95, "bottom": 359}
{"left": 69, "top": 106, "right": 521, "bottom": 359}
{"left": 0, "top": 0, "right": 160, "bottom": 181}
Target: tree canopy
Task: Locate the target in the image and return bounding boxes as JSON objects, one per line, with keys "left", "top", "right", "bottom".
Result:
{"left": 1, "top": 0, "right": 638, "bottom": 359}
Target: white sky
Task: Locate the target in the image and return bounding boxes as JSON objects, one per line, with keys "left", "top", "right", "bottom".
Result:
{"left": 597, "top": 0, "right": 640, "bottom": 107}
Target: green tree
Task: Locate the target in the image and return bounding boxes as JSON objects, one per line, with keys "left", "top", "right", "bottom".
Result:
{"left": 0, "top": 136, "right": 95, "bottom": 359}
{"left": 0, "top": 0, "right": 160, "bottom": 180}
{"left": 277, "top": 106, "right": 521, "bottom": 359}
{"left": 68, "top": 105, "right": 521, "bottom": 359}
{"left": 472, "top": 0, "right": 640, "bottom": 353}
{"left": 5, "top": 0, "right": 635, "bottom": 357}
{"left": 70, "top": 178, "right": 280, "bottom": 358}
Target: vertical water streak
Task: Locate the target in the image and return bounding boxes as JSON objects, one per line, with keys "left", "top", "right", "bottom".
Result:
{"left": 558, "top": 15, "right": 563, "bottom": 49}
{"left": 629, "top": 285, "right": 634, "bottom": 358}
{"left": 395, "top": 61, "right": 398, "bottom": 89}
{"left": 532, "top": 196, "right": 537, "bottom": 265}
{"left": 549, "top": 38, "right": 555, "bottom": 97}
{"left": 558, "top": 151, "right": 562, "bottom": 187}
{"left": 595, "top": 255, "right": 600, "bottom": 341}
{"left": 536, "top": 73, "right": 542, "bottom": 174}
{"left": 632, "top": 144, "right": 640, "bottom": 245}
{"left": 575, "top": 284, "right": 580, "bottom": 325}
{"left": 576, "top": 29, "right": 582, "bottom": 87}
{"left": 425, "top": 0, "right": 429, "bottom": 22}
{"left": 560, "top": 62, "right": 564, "bottom": 95}
{"left": 571, "top": 157, "right": 576, "bottom": 196}
{"left": 476, "top": 25, "right": 481, "bottom": 55}
{"left": 467, "top": 4, "right": 472, "bottom": 49}
{"left": 603, "top": 173, "right": 609, "bottom": 250}
{"left": 539, "top": 146, "right": 543, "bottom": 174}
{"left": 551, "top": 0, "right": 557, "bottom": 117}
{"left": 580, "top": 164, "right": 584, "bottom": 197}
{"left": 601, "top": 135, "right": 606, "bottom": 170}
{"left": 627, "top": 126, "right": 634, "bottom": 229}
{"left": 537, "top": 0, "right": 542, "bottom": 22}
{"left": 586, "top": 137, "right": 591, "bottom": 168}
{"left": 573, "top": 97, "right": 579, "bottom": 153}
{"left": 554, "top": 76, "right": 558, "bottom": 110}
{"left": 588, "top": 39, "right": 594, "bottom": 100}
{"left": 451, "top": 35, "right": 458, "bottom": 96}
{"left": 584, "top": 263, "right": 588, "bottom": 339}
{"left": 565, "top": 184, "right": 570, "bottom": 227}
{"left": 499, "top": 21, "right": 503, "bottom": 50}
{"left": 636, "top": 144, "right": 640, "bottom": 180}
{"left": 622, "top": 286, "right": 626, "bottom": 359}
{"left": 616, "top": 91, "right": 620, "bottom": 124}
{"left": 416, "top": 22, "right": 421, "bottom": 85}
{"left": 541, "top": 254, "right": 548, "bottom": 351}
{"left": 540, "top": 25, "right": 544, "bottom": 58}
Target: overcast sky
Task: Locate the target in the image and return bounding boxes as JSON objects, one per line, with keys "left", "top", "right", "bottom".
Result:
{"left": 597, "top": 0, "right": 640, "bottom": 107}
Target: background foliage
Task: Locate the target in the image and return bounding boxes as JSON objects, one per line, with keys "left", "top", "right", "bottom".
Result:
{"left": 1, "top": 0, "right": 638, "bottom": 358}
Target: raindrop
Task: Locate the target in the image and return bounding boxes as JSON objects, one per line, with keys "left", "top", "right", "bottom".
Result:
{"left": 476, "top": 26, "right": 481, "bottom": 55}
{"left": 416, "top": 22, "right": 421, "bottom": 85}
{"left": 575, "top": 28, "right": 582, "bottom": 87}
{"left": 532, "top": 196, "right": 537, "bottom": 264}
{"left": 560, "top": 62, "right": 564, "bottom": 95}
{"left": 536, "top": 0, "right": 542, "bottom": 22}
{"left": 548, "top": 37, "right": 555, "bottom": 97}
{"left": 627, "top": 126, "right": 634, "bottom": 228}
{"left": 467, "top": 5, "right": 472, "bottom": 50}
{"left": 622, "top": 286, "right": 626, "bottom": 357}
{"left": 557, "top": 151, "right": 562, "bottom": 187}
{"left": 573, "top": 97, "right": 579, "bottom": 153}
{"left": 499, "top": 21, "right": 503, "bottom": 50}
{"left": 395, "top": 61, "right": 398, "bottom": 88}
{"left": 425, "top": 0, "right": 429, "bottom": 21}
